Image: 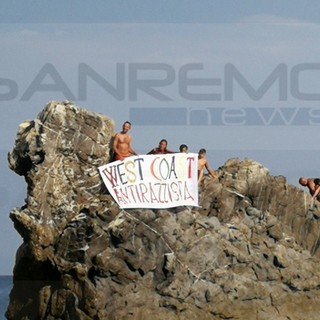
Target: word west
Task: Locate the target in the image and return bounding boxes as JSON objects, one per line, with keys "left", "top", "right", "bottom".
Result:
{"left": 99, "top": 153, "right": 198, "bottom": 209}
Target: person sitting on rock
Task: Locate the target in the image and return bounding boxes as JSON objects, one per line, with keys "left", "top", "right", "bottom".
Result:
{"left": 147, "top": 139, "right": 174, "bottom": 154}
{"left": 299, "top": 177, "right": 320, "bottom": 200}
{"left": 198, "top": 148, "right": 217, "bottom": 183}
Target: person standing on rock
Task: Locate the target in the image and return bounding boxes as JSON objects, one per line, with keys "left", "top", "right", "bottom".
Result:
{"left": 299, "top": 177, "right": 320, "bottom": 200}
{"left": 112, "top": 121, "right": 137, "bottom": 160}
{"left": 198, "top": 148, "right": 217, "bottom": 183}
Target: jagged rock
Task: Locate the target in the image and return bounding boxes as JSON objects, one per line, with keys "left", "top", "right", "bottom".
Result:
{"left": 6, "top": 101, "right": 320, "bottom": 320}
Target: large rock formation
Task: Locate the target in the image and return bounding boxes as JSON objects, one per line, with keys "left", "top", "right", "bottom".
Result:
{"left": 6, "top": 101, "right": 320, "bottom": 320}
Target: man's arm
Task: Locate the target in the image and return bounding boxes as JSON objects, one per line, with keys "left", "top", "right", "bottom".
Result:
{"left": 112, "top": 134, "right": 120, "bottom": 155}
{"left": 205, "top": 161, "right": 217, "bottom": 179}
{"left": 198, "top": 169, "right": 203, "bottom": 183}
{"left": 313, "top": 184, "right": 320, "bottom": 200}
{"left": 308, "top": 179, "right": 316, "bottom": 195}
{"left": 127, "top": 136, "right": 137, "bottom": 155}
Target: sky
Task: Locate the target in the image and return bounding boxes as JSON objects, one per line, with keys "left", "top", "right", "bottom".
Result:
{"left": 1, "top": 0, "right": 320, "bottom": 274}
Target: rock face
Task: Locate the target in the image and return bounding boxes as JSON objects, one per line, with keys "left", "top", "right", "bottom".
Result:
{"left": 6, "top": 101, "right": 320, "bottom": 320}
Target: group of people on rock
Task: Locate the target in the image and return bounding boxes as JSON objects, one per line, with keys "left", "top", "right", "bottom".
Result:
{"left": 111, "top": 121, "right": 217, "bottom": 184}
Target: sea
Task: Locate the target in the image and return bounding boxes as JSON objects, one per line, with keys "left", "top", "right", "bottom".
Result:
{"left": 0, "top": 276, "right": 12, "bottom": 320}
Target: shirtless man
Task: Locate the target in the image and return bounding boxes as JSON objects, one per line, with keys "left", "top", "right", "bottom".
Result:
{"left": 198, "top": 148, "right": 217, "bottom": 183}
{"left": 112, "top": 121, "right": 137, "bottom": 160}
{"left": 299, "top": 177, "right": 320, "bottom": 200}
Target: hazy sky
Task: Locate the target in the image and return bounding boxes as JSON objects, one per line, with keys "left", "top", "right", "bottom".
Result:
{"left": 1, "top": 1, "right": 320, "bottom": 274}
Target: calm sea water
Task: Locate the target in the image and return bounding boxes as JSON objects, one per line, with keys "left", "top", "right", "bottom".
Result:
{"left": 0, "top": 276, "right": 12, "bottom": 320}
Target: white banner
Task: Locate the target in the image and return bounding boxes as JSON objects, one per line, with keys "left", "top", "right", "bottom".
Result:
{"left": 99, "top": 153, "right": 198, "bottom": 209}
